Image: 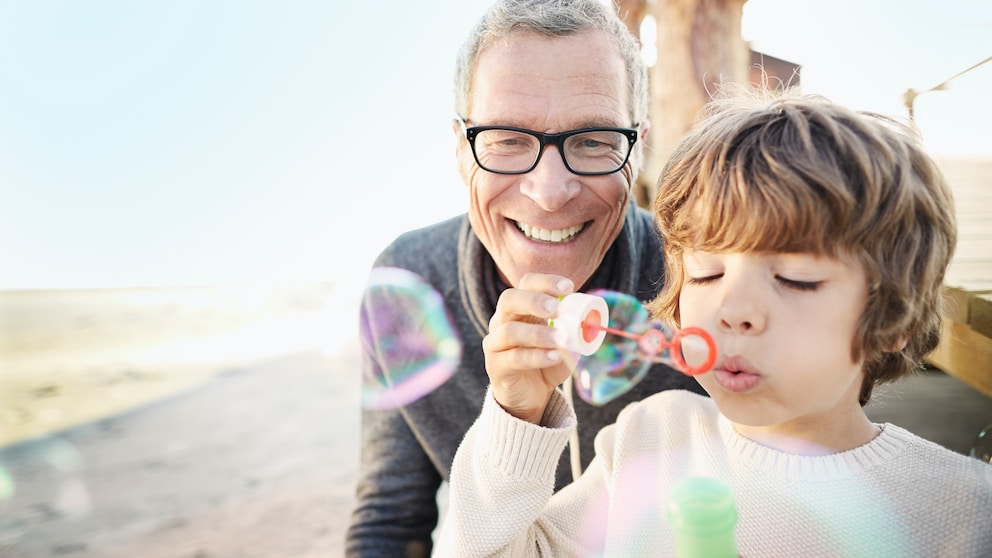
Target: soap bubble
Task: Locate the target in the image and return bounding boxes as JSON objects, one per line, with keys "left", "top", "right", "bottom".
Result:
{"left": 359, "top": 267, "right": 462, "bottom": 410}
{"left": 572, "top": 290, "right": 653, "bottom": 406}
{"left": 0, "top": 463, "right": 12, "bottom": 501}
{"left": 970, "top": 423, "right": 992, "bottom": 463}
{"left": 0, "top": 436, "right": 91, "bottom": 546}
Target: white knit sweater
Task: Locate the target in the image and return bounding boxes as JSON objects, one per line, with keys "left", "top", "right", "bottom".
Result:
{"left": 435, "top": 389, "right": 992, "bottom": 557}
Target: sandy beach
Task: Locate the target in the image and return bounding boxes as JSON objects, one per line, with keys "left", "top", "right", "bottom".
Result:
{"left": 0, "top": 283, "right": 364, "bottom": 557}
{"left": 0, "top": 284, "right": 355, "bottom": 447}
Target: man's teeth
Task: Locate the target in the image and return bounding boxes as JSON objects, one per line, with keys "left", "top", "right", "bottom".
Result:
{"left": 516, "top": 222, "right": 583, "bottom": 243}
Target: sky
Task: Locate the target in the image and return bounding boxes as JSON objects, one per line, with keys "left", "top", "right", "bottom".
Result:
{"left": 0, "top": 0, "right": 989, "bottom": 291}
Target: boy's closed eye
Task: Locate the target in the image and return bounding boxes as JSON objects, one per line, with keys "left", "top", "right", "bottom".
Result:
{"left": 685, "top": 274, "right": 721, "bottom": 286}
{"left": 775, "top": 277, "right": 822, "bottom": 291}
{"left": 684, "top": 273, "right": 821, "bottom": 292}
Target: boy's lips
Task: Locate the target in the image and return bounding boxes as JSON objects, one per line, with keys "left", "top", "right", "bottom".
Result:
{"left": 711, "top": 355, "right": 761, "bottom": 393}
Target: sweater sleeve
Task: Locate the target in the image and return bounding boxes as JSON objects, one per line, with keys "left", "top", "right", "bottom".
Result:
{"left": 345, "top": 405, "right": 443, "bottom": 557}
{"left": 435, "top": 387, "right": 597, "bottom": 557}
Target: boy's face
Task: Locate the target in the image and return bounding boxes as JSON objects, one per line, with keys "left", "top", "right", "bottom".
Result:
{"left": 678, "top": 250, "right": 873, "bottom": 454}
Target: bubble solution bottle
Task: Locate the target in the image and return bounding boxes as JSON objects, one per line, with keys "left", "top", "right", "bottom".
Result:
{"left": 666, "top": 476, "right": 739, "bottom": 558}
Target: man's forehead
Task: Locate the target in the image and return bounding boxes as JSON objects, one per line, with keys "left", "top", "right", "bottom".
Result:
{"left": 468, "top": 30, "right": 630, "bottom": 129}
{"left": 474, "top": 29, "right": 623, "bottom": 78}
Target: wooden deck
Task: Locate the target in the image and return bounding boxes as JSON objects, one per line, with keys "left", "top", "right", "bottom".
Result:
{"left": 927, "top": 158, "right": 992, "bottom": 397}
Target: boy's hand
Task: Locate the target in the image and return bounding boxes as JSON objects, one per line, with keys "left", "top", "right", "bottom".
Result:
{"left": 483, "top": 273, "right": 575, "bottom": 424}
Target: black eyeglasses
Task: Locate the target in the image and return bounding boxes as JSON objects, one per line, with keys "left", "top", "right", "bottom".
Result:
{"left": 460, "top": 120, "right": 638, "bottom": 176}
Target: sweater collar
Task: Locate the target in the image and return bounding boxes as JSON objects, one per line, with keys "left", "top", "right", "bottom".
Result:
{"left": 718, "top": 414, "right": 908, "bottom": 481}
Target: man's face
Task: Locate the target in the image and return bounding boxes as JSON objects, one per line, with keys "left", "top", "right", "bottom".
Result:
{"left": 455, "top": 30, "right": 639, "bottom": 289}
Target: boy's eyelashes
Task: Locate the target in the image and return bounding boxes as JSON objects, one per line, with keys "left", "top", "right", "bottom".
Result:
{"left": 685, "top": 274, "right": 721, "bottom": 286}
{"left": 684, "top": 273, "right": 823, "bottom": 292}
{"left": 776, "top": 277, "right": 822, "bottom": 292}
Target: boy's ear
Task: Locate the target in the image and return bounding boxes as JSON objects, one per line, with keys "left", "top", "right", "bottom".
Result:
{"left": 887, "top": 336, "right": 908, "bottom": 352}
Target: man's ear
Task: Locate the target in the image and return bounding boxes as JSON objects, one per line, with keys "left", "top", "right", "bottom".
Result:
{"left": 452, "top": 118, "right": 472, "bottom": 186}
{"left": 632, "top": 120, "right": 650, "bottom": 171}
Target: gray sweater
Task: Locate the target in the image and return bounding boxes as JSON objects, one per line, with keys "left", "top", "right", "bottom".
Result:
{"left": 345, "top": 203, "right": 705, "bottom": 557}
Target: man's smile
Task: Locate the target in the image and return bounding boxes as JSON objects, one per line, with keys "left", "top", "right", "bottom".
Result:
{"left": 515, "top": 221, "right": 585, "bottom": 243}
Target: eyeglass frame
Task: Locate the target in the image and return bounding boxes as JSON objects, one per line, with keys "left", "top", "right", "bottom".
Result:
{"left": 459, "top": 119, "right": 640, "bottom": 176}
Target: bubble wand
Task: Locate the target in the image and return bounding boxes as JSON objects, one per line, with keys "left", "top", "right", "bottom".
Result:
{"left": 550, "top": 292, "right": 717, "bottom": 376}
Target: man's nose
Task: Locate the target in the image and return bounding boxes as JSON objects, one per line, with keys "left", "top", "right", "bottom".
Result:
{"left": 519, "top": 145, "right": 581, "bottom": 211}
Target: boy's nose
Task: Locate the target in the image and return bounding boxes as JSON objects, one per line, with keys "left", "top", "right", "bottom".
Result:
{"left": 719, "top": 314, "right": 760, "bottom": 333}
{"left": 717, "top": 286, "right": 766, "bottom": 335}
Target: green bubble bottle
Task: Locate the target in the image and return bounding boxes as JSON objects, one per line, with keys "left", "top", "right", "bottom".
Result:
{"left": 667, "top": 476, "right": 739, "bottom": 558}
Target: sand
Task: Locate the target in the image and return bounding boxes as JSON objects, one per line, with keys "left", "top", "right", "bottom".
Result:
{"left": 0, "top": 284, "right": 352, "bottom": 447}
{"left": 0, "top": 284, "right": 364, "bottom": 557}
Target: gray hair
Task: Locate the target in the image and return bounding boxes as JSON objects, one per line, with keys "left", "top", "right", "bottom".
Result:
{"left": 453, "top": 0, "right": 649, "bottom": 127}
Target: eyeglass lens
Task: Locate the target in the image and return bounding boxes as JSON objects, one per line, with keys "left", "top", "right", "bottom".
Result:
{"left": 473, "top": 129, "right": 631, "bottom": 174}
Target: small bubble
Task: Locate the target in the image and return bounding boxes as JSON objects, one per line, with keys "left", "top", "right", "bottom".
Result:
{"left": 970, "top": 423, "right": 992, "bottom": 463}
{"left": 0, "top": 464, "right": 13, "bottom": 500}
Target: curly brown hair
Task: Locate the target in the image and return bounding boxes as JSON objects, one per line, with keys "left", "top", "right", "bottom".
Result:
{"left": 648, "top": 86, "right": 957, "bottom": 406}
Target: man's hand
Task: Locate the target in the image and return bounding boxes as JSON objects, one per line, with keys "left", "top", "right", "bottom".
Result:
{"left": 483, "top": 273, "right": 575, "bottom": 424}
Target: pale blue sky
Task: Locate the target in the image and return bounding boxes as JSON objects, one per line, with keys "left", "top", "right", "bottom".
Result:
{"left": 1, "top": 1, "right": 988, "bottom": 290}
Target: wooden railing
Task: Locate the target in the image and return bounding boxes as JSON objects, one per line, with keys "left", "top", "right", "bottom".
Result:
{"left": 926, "top": 158, "right": 992, "bottom": 397}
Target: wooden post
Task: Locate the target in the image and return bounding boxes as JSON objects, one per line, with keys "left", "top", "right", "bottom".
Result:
{"left": 615, "top": 0, "right": 649, "bottom": 39}
{"left": 613, "top": 0, "right": 651, "bottom": 207}
{"left": 640, "top": 0, "right": 750, "bottom": 205}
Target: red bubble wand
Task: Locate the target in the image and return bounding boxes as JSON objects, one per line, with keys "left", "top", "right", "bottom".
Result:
{"left": 551, "top": 292, "right": 717, "bottom": 376}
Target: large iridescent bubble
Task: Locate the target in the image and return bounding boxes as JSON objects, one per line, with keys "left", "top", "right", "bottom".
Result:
{"left": 359, "top": 267, "right": 462, "bottom": 410}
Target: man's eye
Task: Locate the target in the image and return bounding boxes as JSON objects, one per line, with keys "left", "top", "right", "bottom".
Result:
{"left": 577, "top": 138, "right": 619, "bottom": 152}
{"left": 777, "top": 277, "right": 822, "bottom": 291}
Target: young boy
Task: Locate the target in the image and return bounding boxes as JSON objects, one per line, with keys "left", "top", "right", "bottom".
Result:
{"left": 435, "top": 88, "right": 992, "bottom": 557}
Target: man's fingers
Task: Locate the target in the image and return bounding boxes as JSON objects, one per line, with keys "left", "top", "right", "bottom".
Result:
{"left": 517, "top": 272, "right": 574, "bottom": 296}
{"left": 489, "top": 273, "right": 575, "bottom": 331}
{"left": 485, "top": 319, "right": 561, "bottom": 353}
{"left": 481, "top": 273, "right": 578, "bottom": 422}
{"left": 489, "top": 289, "right": 557, "bottom": 331}
{"left": 484, "top": 338, "right": 563, "bottom": 371}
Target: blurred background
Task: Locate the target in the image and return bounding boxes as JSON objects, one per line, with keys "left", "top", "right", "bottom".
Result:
{"left": 1, "top": 0, "right": 989, "bottom": 292}
{"left": 1, "top": 1, "right": 990, "bottom": 556}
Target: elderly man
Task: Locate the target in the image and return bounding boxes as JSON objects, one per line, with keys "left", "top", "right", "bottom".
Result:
{"left": 345, "top": 1, "right": 704, "bottom": 556}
